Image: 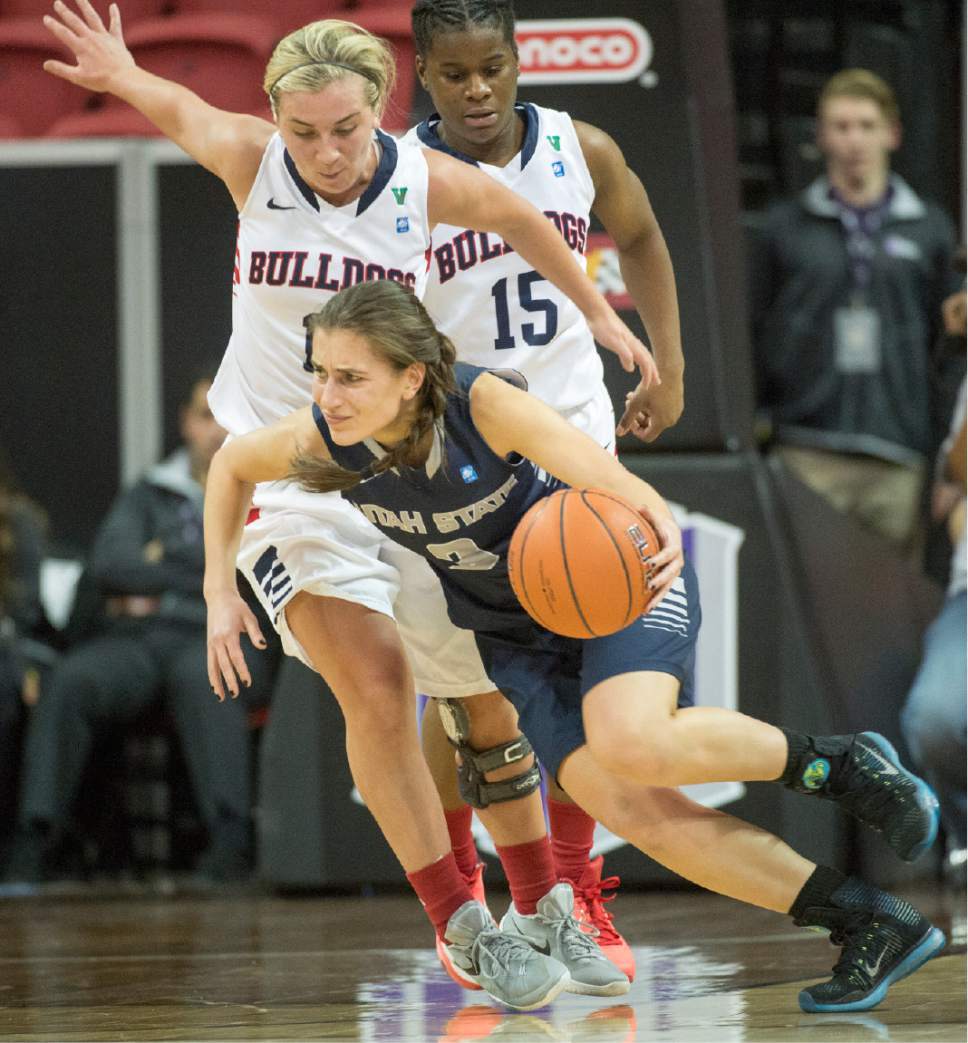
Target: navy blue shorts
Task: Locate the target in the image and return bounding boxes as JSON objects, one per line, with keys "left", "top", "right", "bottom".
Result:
{"left": 474, "top": 559, "right": 701, "bottom": 781}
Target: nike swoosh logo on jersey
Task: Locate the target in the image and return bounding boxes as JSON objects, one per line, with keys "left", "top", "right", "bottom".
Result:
{"left": 267, "top": 198, "right": 297, "bottom": 210}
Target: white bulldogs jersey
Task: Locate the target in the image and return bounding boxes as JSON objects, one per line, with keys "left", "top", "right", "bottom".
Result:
{"left": 210, "top": 130, "right": 431, "bottom": 435}
{"left": 403, "top": 104, "right": 602, "bottom": 416}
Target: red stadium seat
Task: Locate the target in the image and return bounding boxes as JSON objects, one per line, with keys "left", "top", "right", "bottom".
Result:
{"left": 0, "top": 112, "right": 25, "bottom": 137}
{"left": 45, "top": 104, "right": 161, "bottom": 137}
{"left": 353, "top": 2, "right": 414, "bottom": 132}
{"left": 155, "top": 1, "right": 415, "bottom": 128}
{"left": 124, "top": 13, "right": 276, "bottom": 116}
{"left": 0, "top": 19, "right": 89, "bottom": 134}
{"left": 42, "top": 13, "right": 277, "bottom": 137}
{"left": 259, "top": 0, "right": 357, "bottom": 34}
{"left": 169, "top": 0, "right": 353, "bottom": 29}
{"left": 0, "top": 0, "right": 166, "bottom": 23}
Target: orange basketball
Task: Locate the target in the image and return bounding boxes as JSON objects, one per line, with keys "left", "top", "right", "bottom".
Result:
{"left": 507, "top": 488, "right": 659, "bottom": 638}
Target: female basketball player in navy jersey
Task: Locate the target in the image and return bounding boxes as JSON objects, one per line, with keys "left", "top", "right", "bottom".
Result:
{"left": 402, "top": 0, "right": 686, "bottom": 978}
{"left": 206, "top": 280, "right": 945, "bottom": 1015}
{"left": 43, "top": 0, "right": 659, "bottom": 1007}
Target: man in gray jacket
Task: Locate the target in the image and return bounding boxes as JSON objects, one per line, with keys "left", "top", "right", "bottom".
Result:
{"left": 749, "top": 68, "right": 959, "bottom": 551}
{"left": 4, "top": 375, "right": 275, "bottom": 884}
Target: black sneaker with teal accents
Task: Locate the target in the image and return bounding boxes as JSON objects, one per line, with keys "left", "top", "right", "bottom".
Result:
{"left": 788, "top": 732, "right": 939, "bottom": 862}
{"left": 796, "top": 877, "right": 946, "bottom": 1012}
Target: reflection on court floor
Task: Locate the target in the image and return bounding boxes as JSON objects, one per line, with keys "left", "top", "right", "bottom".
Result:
{"left": 0, "top": 886, "right": 963, "bottom": 1042}
{"left": 357, "top": 947, "right": 747, "bottom": 1042}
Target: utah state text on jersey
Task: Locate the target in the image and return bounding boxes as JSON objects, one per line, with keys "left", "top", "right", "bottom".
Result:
{"left": 246, "top": 250, "right": 418, "bottom": 290}
{"left": 434, "top": 211, "right": 588, "bottom": 284}
{"left": 357, "top": 474, "right": 519, "bottom": 536}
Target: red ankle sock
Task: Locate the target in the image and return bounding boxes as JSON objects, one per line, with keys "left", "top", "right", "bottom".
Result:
{"left": 496, "top": 838, "right": 558, "bottom": 915}
{"left": 548, "top": 798, "right": 596, "bottom": 884}
{"left": 406, "top": 853, "right": 475, "bottom": 940}
{"left": 444, "top": 805, "right": 479, "bottom": 880}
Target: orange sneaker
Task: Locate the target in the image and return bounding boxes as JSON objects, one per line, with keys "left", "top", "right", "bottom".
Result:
{"left": 570, "top": 856, "right": 636, "bottom": 981}
{"left": 436, "top": 862, "right": 487, "bottom": 990}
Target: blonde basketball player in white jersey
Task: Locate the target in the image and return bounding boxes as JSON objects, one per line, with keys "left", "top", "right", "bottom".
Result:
{"left": 42, "top": 0, "right": 660, "bottom": 1008}
{"left": 402, "top": 0, "right": 687, "bottom": 982}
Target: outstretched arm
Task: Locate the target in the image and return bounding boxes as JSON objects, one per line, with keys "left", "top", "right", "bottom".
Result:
{"left": 470, "top": 374, "right": 683, "bottom": 601}
{"left": 576, "top": 121, "right": 684, "bottom": 442}
{"left": 204, "top": 407, "right": 324, "bottom": 697}
{"left": 425, "top": 149, "right": 658, "bottom": 388}
{"left": 43, "top": 0, "right": 272, "bottom": 208}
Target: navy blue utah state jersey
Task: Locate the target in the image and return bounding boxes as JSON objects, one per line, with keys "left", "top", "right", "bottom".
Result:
{"left": 312, "top": 363, "right": 563, "bottom": 632}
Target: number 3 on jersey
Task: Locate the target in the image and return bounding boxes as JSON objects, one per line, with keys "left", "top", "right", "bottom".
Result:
{"left": 491, "top": 271, "right": 558, "bottom": 350}
{"left": 428, "top": 538, "right": 499, "bottom": 572}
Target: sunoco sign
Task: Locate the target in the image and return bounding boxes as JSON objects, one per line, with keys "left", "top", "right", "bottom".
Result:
{"left": 516, "top": 18, "right": 653, "bottom": 85}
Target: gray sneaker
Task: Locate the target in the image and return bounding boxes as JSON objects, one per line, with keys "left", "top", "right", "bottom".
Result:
{"left": 500, "top": 883, "right": 630, "bottom": 996}
{"left": 443, "top": 900, "right": 571, "bottom": 1010}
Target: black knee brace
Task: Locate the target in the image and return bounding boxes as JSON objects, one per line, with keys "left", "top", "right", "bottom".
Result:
{"left": 435, "top": 698, "right": 542, "bottom": 810}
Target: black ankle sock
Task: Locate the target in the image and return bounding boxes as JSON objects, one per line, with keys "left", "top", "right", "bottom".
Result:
{"left": 778, "top": 728, "right": 810, "bottom": 783}
{"left": 789, "top": 865, "right": 848, "bottom": 920}
{"left": 777, "top": 729, "right": 854, "bottom": 790}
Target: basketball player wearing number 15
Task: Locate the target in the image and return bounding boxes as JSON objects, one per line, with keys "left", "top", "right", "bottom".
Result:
{"left": 401, "top": 0, "right": 685, "bottom": 979}
{"left": 208, "top": 281, "right": 945, "bottom": 1014}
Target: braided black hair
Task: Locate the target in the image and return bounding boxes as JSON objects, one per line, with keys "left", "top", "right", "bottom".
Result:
{"left": 411, "top": 0, "right": 517, "bottom": 57}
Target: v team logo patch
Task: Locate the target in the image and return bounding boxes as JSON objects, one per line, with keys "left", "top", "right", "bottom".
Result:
{"left": 391, "top": 186, "right": 409, "bottom": 204}
{"left": 546, "top": 135, "right": 561, "bottom": 151}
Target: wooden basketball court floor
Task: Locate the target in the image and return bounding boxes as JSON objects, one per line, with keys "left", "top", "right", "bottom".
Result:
{"left": 0, "top": 882, "right": 964, "bottom": 1043}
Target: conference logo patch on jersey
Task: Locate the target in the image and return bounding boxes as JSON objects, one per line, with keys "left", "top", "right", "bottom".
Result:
{"left": 396, "top": 217, "right": 410, "bottom": 233}
{"left": 460, "top": 465, "right": 479, "bottom": 484}
{"left": 546, "top": 135, "right": 561, "bottom": 151}
{"left": 391, "top": 186, "right": 409, "bottom": 205}
{"left": 551, "top": 160, "right": 566, "bottom": 178}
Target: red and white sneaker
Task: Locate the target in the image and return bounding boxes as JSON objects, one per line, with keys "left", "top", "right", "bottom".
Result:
{"left": 436, "top": 863, "right": 487, "bottom": 990}
{"left": 570, "top": 856, "right": 636, "bottom": 982}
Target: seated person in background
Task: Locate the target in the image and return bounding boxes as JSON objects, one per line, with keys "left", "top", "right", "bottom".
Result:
{"left": 0, "top": 449, "right": 51, "bottom": 864}
{"left": 3, "top": 374, "right": 275, "bottom": 884}
{"left": 748, "top": 68, "right": 958, "bottom": 552}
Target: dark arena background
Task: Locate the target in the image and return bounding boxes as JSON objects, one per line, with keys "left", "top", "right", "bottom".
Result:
{"left": 0, "top": 1, "right": 964, "bottom": 1040}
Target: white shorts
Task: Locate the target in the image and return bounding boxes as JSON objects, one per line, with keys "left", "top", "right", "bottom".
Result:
{"left": 387, "top": 540, "right": 494, "bottom": 699}
{"left": 237, "top": 478, "right": 495, "bottom": 697}
{"left": 561, "top": 382, "right": 616, "bottom": 452}
{"left": 237, "top": 479, "right": 398, "bottom": 667}
{"left": 236, "top": 384, "right": 614, "bottom": 694}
